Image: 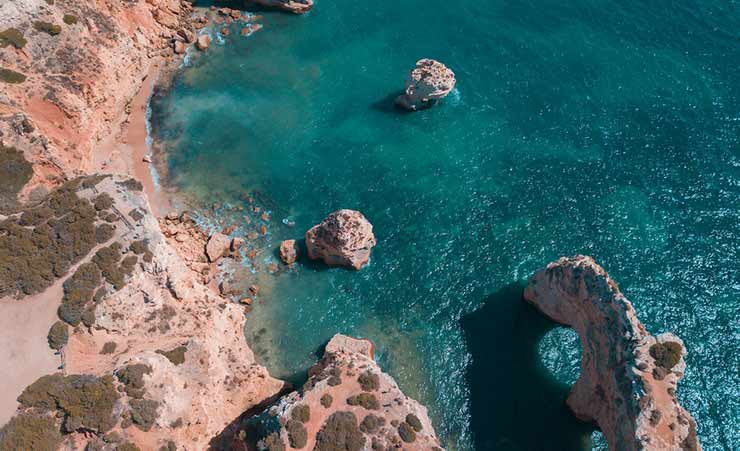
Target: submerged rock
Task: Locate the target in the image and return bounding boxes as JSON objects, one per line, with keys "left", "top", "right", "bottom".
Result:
{"left": 279, "top": 239, "right": 298, "bottom": 265}
{"left": 258, "top": 334, "right": 443, "bottom": 451}
{"left": 395, "top": 59, "right": 456, "bottom": 111}
{"left": 523, "top": 256, "right": 701, "bottom": 451}
{"left": 305, "top": 210, "right": 376, "bottom": 270}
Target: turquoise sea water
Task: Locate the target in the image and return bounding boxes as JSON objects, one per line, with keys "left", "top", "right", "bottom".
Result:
{"left": 151, "top": 1, "right": 739, "bottom": 449}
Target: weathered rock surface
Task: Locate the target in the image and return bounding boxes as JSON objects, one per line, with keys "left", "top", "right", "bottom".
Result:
{"left": 305, "top": 210, "right": 376, "bottom": 270}
{"left": 1, "top": 175, "right": 286, "bottom": 450}
{"left": 196, "top": 33, "right": 211, "bottom": 51}
{"left": 523, "top": 256, "right": 701, "bottom": 451}
{"left": 206, "top": 231, "right": 231, "bottom": 262}
{"left": 252, "top": 0, "right": 314, "bottom": 14}
{"left": 0, "top": 0, "right": 196, "bottom": 199}
{"left": 255, "top": 334, "right": 443, "bottom": 451}
{"left": 279, "top": 239, "right": 298, "bottom": 265}
{"left": 395, "top": 59, "right": 456, "bottom": 111}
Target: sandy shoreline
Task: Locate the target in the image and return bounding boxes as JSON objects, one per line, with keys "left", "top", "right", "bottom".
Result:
{"left": 93, "top": 59, "right": 173, "bottom": 217}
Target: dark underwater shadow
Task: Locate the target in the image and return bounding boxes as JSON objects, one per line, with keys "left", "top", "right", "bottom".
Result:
{"left": 460, "top": 282, "right": 595, "bottom": 450}
{"left": 371, "top": 90, "right": 414, "bottom": 114}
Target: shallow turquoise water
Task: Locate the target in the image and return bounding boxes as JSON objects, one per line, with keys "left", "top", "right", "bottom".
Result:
{"left": 151, "top": 1, "right": 739, "bottom": 449}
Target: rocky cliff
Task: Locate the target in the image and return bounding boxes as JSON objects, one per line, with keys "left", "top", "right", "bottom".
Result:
{"left": 524, "top": 256, "right": 701, "bottom": 451}
{"left": 252, "top": 334, "right": 443, "bottom": 451}
{"left": 0, "top": 0, "right": 194, "bottom": 199}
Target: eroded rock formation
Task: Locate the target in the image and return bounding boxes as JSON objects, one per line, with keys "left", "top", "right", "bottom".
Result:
{"left": 305, "top": 209, "right": 376, "bottom": 270}
{"left": 395, "top": 59, "right": 456, "bottom": 111}
{"left": 523, "top": 255, "right": 701, "bottom": 451}
{"left": 279, "top": 239, "right": 298, "bottom": 265}
{"left": 253, "top": 334, "right": 443, "bottom": 451}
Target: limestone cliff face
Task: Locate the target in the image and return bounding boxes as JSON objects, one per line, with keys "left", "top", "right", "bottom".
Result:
{"left": 524, "top": 256, "right": 700, "bottom": 451}
{"left": 253, "top": 334, "right": 443, "bottom": 451}
{"left": 0, "top": 0, "right": 193, "bottom": 197}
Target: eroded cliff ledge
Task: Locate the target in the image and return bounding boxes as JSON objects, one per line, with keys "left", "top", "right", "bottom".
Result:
{"left": 524, "top": 255, "right": 700, "bottom": 451}
{"left": 251, "top": 334, "right": 443, "bottom": 451}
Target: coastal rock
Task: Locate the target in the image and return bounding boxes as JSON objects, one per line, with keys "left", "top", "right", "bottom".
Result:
{"left": 523, "top": 256, "right": 701, "bottom": 451}
{"left": 254, "top": 334, "right": 443, "bottom": 451}
{"left": 173, "top": 40, "right": 186, "bottom": 54}
{"left": 196, "top": 34, "right": 211, "bottom": 51}
{"left": 251, "top": 0, "right": 314, "bottom": 14}
{"left": 279, "top": 239, "right": 298, "bottom": 265}
{"left": 305, "top": 210, "right": 376, "bottom": 270}
{"left": 206, "top": 232, "right": 231, "bottom": 262}
{"left": 395, "top": 59, "right": 456, "bottom": 111}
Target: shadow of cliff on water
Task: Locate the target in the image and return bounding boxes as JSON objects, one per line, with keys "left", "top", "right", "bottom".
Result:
{"left": 460, "top": 282, "right": 596, "bottom": 451}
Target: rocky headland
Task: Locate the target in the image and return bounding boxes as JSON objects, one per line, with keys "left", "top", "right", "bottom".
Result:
{"left": 395, "top": 59, "right": 456, "bottom": 111}
{"left": 524, "top": 256, "right": 701, "bottom": 451}
{"left": 0, "top": 1, "right": 442, "bottom": 450}
{"left": 253, "top": 334, "right": 443, "bottom": 451}
{"left": 305, "top": 209, "right": 377, "bottom": 270}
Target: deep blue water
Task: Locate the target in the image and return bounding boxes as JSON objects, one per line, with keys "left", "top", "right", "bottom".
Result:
{"left": 151, "top": 1, "right": 739, "bottom": 449}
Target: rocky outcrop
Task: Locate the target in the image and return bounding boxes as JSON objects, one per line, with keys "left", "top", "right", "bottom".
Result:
{"left": 196, "top": 33, "right": 211, "bottom": 51}
{"left": 305, "top": 210, "right": 376, "bottom": 270}
{"left": 253, "top": 334, "right": 443, "bottom": 451}
{"left": 206, "top": 231, "right": 231, "bottom": 262}
{"left": 523, "top": 256, "right": 701, "bottom": 451}
{"left": 395, "top": 59, "right": 456, "bottom": 111}
{"left": 252, "top": 0, "right": 314, "bottom": 14}
{"left": 0, "top": 0, "right": 197, "bottom": 199}
{"left": 1, "top": 175, "right": 286, "bottom": 450}
{"left": 279, "top": 239, "right": 298, "bottom": 265}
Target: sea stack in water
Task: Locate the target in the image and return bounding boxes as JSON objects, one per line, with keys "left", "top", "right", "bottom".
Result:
{"left": 523, "top": 256, "right": 701, "bottom": 451}
{"left": 255, "top": 334, "right": 443, "bottom": 450}
{"left": 252, "top": 0, "right": 313, "bottom": 14}
{"left": 395, "top": 59, "right": 456, "bottom": 111}
{"left": 305, "top": 210, "right": 376, "bottom": 270}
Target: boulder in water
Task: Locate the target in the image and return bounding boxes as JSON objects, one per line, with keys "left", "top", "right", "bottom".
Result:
{"left": 279, "top": 239, "right": 298, "bottom": 265}
{"left": 395, "top": 59, "right": 456, "bottom": 111}
{"left": 205, "top": 232, "right": 230, "bottom": 262}
{"left": 305, "top": 210, "right": 376, "bottom": 270}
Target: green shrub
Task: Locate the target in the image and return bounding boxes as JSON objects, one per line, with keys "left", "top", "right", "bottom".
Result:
{"left": 159, "top": 440, "right": 176, "bottom": 451}
{"left": 63, "top": 14, "right": 78, "bottom": 25}
{"left": 0, "top": 68, "right": 26, "bottom": 83}
{"left": 359, "top": 414, "right": 384, "bottom": 434}
{"left": 129, "top": 399, "right": 159, "bottom": 431}
{"left": 47, "top": 321, "right": 69, "bottom": 350}
{"left": 95, "top": 224, "right": 116, "bottom": 243}
{"left": 357, "top": 370, "right": 379, "bottom": 392}
{"left": 59, "top": 262, "right": 101, "bottom": 325}
{"left": 129, "top": 208, "right": 144, "bottom": 222}
{"left": 116, "top": 363, "right": 152, "bottom": 398}
{"left": 398, "top": 422, "right": 416, "bottom": 443}
{"left": 314, "top": 411, "right": 365, "bottom": 451}
{"left": 405, "top": 413, "right": 422, "bottom": 432}
{"left": 291, "top": 404, "right": 310, "bottom": 423}
{"left": 156, "top": 345, "right": 187, "bottom": 365}
{"left": 130, "top": 240, "right": 150, "bottom": 255}
{"left": 18, "top": 373, "right": 119, "bottom": 433}
{"left": 286, "top": 419, "right": 307, "bottom": 448}
{"left": 117, "top": 443, "right": 141, "bottom": 451}
{"left": 649, "top": 342, "right": 682, "bottom": 370}
{"left": 101, "top": 341, "right": 117, "bottom": 354}
{"left": 260, "top": 432, "right": 285, "bottom": 451}
{"left": 81, "top": 304, "right": 97, "bottom": 327}
{"left": 33, "top": 21, "right": 62, "bottom": 36}
{"left": 117, "top": 178, "right": 143, "bottom": 191}
{"left": 320, "top": 394, "right": 333, "bottom": 408}
{"left": 19, "top": 207, "right": 54, "bottom": 226}
{"left": 0, "top": 412, "right": 62, "bottom": 451}
{"left": 94, "top": 193, "right": 113, "bottom": 211}
{"left": 0, "top": 28, "right": 27, "bottom": 49}
{"left": 346, "top": 393, "right": 379, "bottom": 410}
{"left": 0, "top": 145, "right": 32, "bottom": 213}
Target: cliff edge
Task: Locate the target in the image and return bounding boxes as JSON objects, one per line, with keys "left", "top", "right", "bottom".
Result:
{"left": 524, "top": 255, "right": 700, "bottom": 451}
